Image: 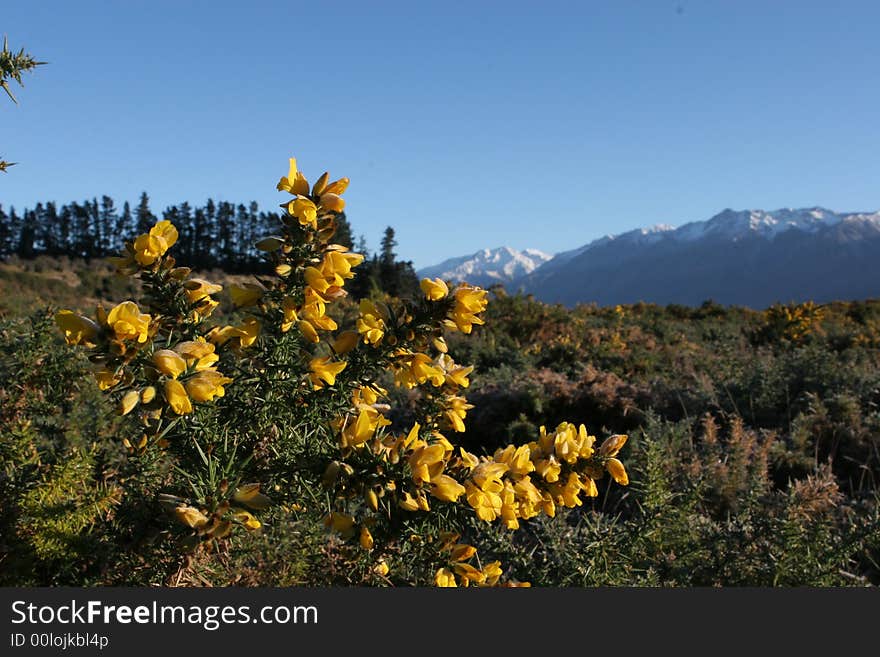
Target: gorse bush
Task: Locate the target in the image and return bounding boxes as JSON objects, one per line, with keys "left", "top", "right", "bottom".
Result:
{"left": 49, "top": 156, "right": 630, "bottom": 586}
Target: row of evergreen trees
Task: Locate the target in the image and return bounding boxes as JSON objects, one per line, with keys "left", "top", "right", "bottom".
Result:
{"left": 0, "top": 193, "right": 420, "bottom": 299}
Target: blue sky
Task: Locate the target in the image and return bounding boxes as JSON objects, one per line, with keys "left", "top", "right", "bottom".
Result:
{"left": 3, "top": 0, "right": 879, "bottom": 269}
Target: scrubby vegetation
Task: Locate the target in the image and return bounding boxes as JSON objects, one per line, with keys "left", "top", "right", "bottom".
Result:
{"left": 2, "top": 158, "right": 879, "bottom": 587}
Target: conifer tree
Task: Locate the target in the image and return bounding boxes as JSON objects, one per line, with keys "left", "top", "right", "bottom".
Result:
{"left": 134, "top": 192, "right": 156, "bottom": 235}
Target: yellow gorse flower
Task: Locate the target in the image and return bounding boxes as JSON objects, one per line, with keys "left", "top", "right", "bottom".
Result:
{"left": 55, "top": 310, "right": 99, "bottom": 346}
{"left": 449, "top": 284, "right": 488, "bottom": 334}
{"left": 132, "top": 220, "right": 178, "bottom": 266}
{"left": 106, "top": 301, "right": 151, "bottom": 343}
{"left": 185, "top": 369, "right": 233, "bottom": 402}
{"left": 164, "top": 379, "right": 193, "bottom": 415}
{"left": 357, "top": 299, "right": 386, "bottom": 345}
{"left": 229, "top": 283, "right": 264, "bottom": 308}
{"left": 420, "top": 277, "right": 449, "bottom": 301}
{"left": 152, "top": 349, "right": 187, "bottom": 378}
{"left": 309, "top": 356, "right": 347, "bottom": 389}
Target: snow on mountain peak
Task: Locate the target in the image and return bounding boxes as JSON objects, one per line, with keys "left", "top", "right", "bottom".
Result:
{"left": 417, "top": 247, "right": 553, "bottom": 287}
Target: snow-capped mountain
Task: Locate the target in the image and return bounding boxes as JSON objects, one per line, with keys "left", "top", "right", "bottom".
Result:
{"left": 418, "top": 246, "right": 553, "bottom": 289}
{"left": 519, "top": 207, "right": 880, "bottom": 307}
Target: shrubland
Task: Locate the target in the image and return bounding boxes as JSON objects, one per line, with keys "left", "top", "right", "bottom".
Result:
{"left": 2, "top": 162, "right": 879, "bottom": 586}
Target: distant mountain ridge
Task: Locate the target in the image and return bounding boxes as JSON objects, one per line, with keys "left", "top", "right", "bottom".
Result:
{"left": 520, "top": 207, "right": 880, "bottom": 307}
{"left": 418, "top": 207, "right": 880, "bottom": 308}
{"left": 417, "top": 246, "right": 552, "bottom": 289}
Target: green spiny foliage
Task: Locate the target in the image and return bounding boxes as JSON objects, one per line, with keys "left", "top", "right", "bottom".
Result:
{"left": 1, "top": 34, "right": 45, "bottom": 172}
{"left": 15, "top": 448, "right": 121, "bottom": 565}
{"left": 0, "top": 34, "right": 45, "bottom": 104}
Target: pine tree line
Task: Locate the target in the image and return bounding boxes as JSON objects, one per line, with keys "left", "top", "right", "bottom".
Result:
{"left": 0, "top": 193, "right": 322, "bottom": 271}
{"left": 0, "top": 193, "right": 420, "bottom": 297}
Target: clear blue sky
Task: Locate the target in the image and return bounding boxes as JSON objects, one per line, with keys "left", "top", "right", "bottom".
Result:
{"left": 3, "top": 0, "right": 879, "bottom": 269}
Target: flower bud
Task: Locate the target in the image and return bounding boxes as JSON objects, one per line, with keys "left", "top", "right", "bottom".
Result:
{"left": 118, "top": 390, "right": 140, "bottom": 416}
{"left": 311, "top": 171, "right": 329, "bottom": 196}
{"left": 366, "top": 489, "right": 379, "bottom": 512}
{"left": 359, "top": 526, "right": 374, "bottom": 550}
{"left": 598, "top": 434, "right": 628, "bottom": 457}
{"left": 322, "top": 461, "right": 341, "bottom": 488}
{"left": 255, "top": 236, "right": 285, "bottom": 252}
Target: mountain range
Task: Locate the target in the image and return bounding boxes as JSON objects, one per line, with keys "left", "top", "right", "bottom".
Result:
{"left": 417, "top": 246, "right": 553, "bottom": 289}
{"left": 416, "top": 207, "right": 880, "bottom": 308}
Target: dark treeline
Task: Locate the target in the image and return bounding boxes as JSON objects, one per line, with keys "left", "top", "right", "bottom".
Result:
{"left": 0, "top": 193, "right": 420, "bottom": 298}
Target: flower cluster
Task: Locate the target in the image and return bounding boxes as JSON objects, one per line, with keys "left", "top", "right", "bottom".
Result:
{"left": 56, "top": 217, "right": 233, "bottom": 439}
{"left": 54, "top": 155, "right": 630, "bottom": 586}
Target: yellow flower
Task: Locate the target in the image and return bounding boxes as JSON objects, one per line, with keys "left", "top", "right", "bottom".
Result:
{"left": 309, "top": 356, "right": 347, "bottom": 389}
{"left": 55, "top": 310, "right": 99, "bottom": 346}
{"left": 534, "top": 456, "right": 561, "bottom": 483}
{"left": 324, "top": 177, "right": 350, "bottom": 195}
{"left": 298, "top": 319, "right": 320, "bottom": 343}
{"left": 276, "top": 157, "right": 310, "bottom": 195}
{"left": 140, "top": 386, "right": 157, "bottom": 403}
{"left": 132, "top": 220, "right": 178, "bottom": 266}
{"left": 234, "top": 317, "right": 261, "bottom": 348}
{"left": 288, "top": 196, "right": 318, "bottom": 230}
{"left": 319, "top": 193, "right": 345, "bottom": 213}
{"left": 445, "top": 364, "right": 473, "bottom": 388}
{"left": 449, "top": 284, "right": 488, "bottom": 334}
{"left": 232, "top": 510, "right": 262, "bottom": 531}
{"left": 164, "top": 379, "right": 193, "bottom": 415}
{"left": 443, "top": 395, "right": 473, "bottom": 433}
{"left": 605, "top": 458, "right": 629, "bottom": 485}
{"left": 152, "top": 349, "right": 187, "bottom": 378}
{"left": 185, "top": 369, "right": 233, "bottom": 402}
{"left": 464, "top": 481, "right": 503, "bottom": 522}
{"left": 494, "top": 444, "right": 535, "bottom": 477}
{"left": 232, "top": 483, "right": 271, "bottom": 510}
{"left": 448, "top": 543, "right": 477, "bottom": 562}
{"left": 312, "top": 171, "right": 330, "bottom": 196}
{"left": 480, "top": 561, "right": 503, "bottom": 587}
{"left": 183, "top": 278, "right": 223, "bottom": 305}
{"left": 434, "top": 568, "right": 457, "bottom": 587}
{"left": 431, "top": 474, "right": 466, "bottom": 502}
{"left": 174, "top": 505, "right": 209, "bottom": 528}
{"left": 373, "top": 559, "right": 389, "bottom": 577}
{"left": 582, "top": 475, "right": 599, "bottom": 497}
{"left": 174, "top": 338, "right": 218, "bottom": 370}
{"left": 357, "top": 299, "right": 386, "bottom": 345}
{"left": 394, "top": 352, "right": 445, "bottom": 388}
{"left": 459, "top": 448, "right": 480, "bottom": 469}
{"left": 106, "top": 301, "right": 151, "bottom": 343}
{"left": 324, "top": 249, "right": 364, "bottom": 280}
{"left": 151, "top": 220, "right": 178, "bottom": 249}
{"left": 561, "top": 472, "right": 587, "bottom": 507}
{"left": 420, "top": 277, "right": 449, "bottom": 301}
{"left": 341, "top": 406, "right": 390, "bottom": 448}
{"left": 409, "top": 443, "right": 446, "bottom": 485}
{"left": 453, "top": 562, "right": 486, "bottom": 586}
{"left": 229, "top": 283, "right": 264, "bottom": 308}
